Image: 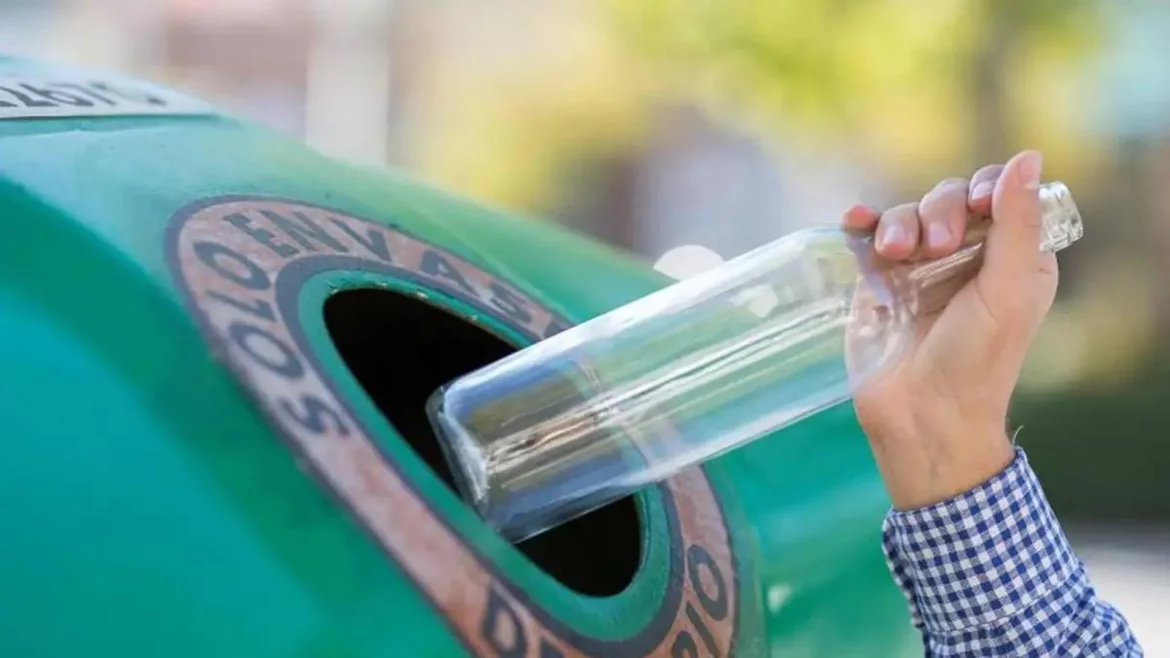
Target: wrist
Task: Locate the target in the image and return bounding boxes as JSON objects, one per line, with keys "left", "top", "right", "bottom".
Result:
{"left": 868, "top": 422, "right": 1015, "bottom": 510}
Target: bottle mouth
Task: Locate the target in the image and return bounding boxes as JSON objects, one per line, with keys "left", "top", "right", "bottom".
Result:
{"left": 1038, "top": 181, "right": 1084, "bottom": 253}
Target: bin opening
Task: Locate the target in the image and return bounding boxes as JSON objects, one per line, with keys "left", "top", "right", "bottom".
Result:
{"left": 323, "top": 287, "right": 641, "bottom": 596}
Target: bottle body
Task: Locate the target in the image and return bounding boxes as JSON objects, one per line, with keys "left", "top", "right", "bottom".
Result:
{"left": 429, "top": 183, "right": 1082, "bottom": 542}
{"left": 430, "top": 227, "right": 914, "bottom": 541}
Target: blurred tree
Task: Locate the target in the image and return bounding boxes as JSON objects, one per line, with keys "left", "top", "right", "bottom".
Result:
{"left": 602, "top": 0, "right": 1105, "bottom": 186}
{"left": 404, "top": 0, "right": 1109, "bottom": 241}
{"left": 401, "top": 0, "right": 653, "bottom": 224}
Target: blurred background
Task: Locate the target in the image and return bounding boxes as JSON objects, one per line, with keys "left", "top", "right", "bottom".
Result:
{"left": 3, "top": 0, "right": 1166, "bottom": 649}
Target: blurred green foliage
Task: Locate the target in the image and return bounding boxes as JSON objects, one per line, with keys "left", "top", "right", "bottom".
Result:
{"left": 603, "top": 0, "right": 1105, "bottom": 179}
{"left": 1014, "top": 353, "right": 1170, "bottom": 522}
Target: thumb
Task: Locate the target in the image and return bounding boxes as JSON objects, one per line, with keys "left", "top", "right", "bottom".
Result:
{"left": 978, "top": 150, "right": 1054, "bottom": 322}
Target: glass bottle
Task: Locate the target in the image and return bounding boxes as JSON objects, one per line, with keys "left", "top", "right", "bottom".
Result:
{"left": 428, "top": 182, "right": 1083, "bottom": 542}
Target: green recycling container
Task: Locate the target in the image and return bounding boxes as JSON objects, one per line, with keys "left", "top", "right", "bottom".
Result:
{"left": 0, "top": 56, "right": 917, "bottom": 657}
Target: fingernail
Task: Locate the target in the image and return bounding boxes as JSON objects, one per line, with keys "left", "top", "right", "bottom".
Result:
{"left": 970, "top": 181, "right": 994, "bottom": 201}
{"left": 927, "top": 223, "right": 951, "bottom": 249}
{"left": 878, "top": 223, "right": 905, "bottom": 249}
{"left": 1017, "top": 150, "right": 1043, "bottom": 190}
{"left": 845, "top": 204, "right": 877, "bottom": 221}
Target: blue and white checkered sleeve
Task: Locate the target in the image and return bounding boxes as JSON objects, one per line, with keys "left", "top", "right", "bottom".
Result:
{"left": 881, "top": 448, "right": 1143, "bottom": 656}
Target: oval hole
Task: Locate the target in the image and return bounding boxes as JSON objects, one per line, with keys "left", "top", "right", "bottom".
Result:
{"left": 324, "top": 287, "right": 642, "bottom": 596}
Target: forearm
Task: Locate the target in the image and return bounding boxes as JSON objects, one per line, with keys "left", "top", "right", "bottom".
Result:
{"left": 882, "top": 448, "right": 1143, "bottom": 656}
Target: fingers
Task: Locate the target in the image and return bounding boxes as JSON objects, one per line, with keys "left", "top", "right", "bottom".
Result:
{"left": 843, "top": 204, "right": 880, "bottom": 231}
{"left": 918, "top": 178, "right": 969, "bottom": 257}
{"left": 874, "top": 203, "right": 920, "bottom": 259}
{"left": 968, "top": 164, "right": 1004, "bottom": 214}
{"left": 982, "top": 150, "right": 1050, "bottom": 281}
{"left": 847, "top": 156, "right": 1046, "bottom": 277}
{"left": 874, "top": 178, "right": 969, "bottom": 260}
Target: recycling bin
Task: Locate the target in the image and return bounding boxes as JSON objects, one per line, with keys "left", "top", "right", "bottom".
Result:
{"left": 0, "top": 57, "right": 916, "bottom": 657}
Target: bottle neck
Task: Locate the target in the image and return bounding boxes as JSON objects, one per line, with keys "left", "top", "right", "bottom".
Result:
{"left": 905, "top": 240, "right": 984, "bottom": 316}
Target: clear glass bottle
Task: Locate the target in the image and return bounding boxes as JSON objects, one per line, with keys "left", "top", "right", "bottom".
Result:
{"left": 428, "top": 182, "right": 1083, "bottom": 542}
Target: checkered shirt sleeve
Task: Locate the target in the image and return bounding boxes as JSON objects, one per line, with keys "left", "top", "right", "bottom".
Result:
{"left": 882, "top": 448, "right": 1143, "bottom": 656}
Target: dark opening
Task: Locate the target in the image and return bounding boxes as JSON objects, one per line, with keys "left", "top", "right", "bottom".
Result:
{"left": 324, "top": 288, "right": 642, "bottom": 596}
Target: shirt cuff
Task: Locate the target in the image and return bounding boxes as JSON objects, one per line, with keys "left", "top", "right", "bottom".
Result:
{"left": 880, "top": 448, "right": 1081, "bottom": 635}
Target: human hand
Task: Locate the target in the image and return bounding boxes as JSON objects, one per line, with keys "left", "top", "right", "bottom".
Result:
{"left": 843, "top": 150, "right": 1056, "bottom": 510}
